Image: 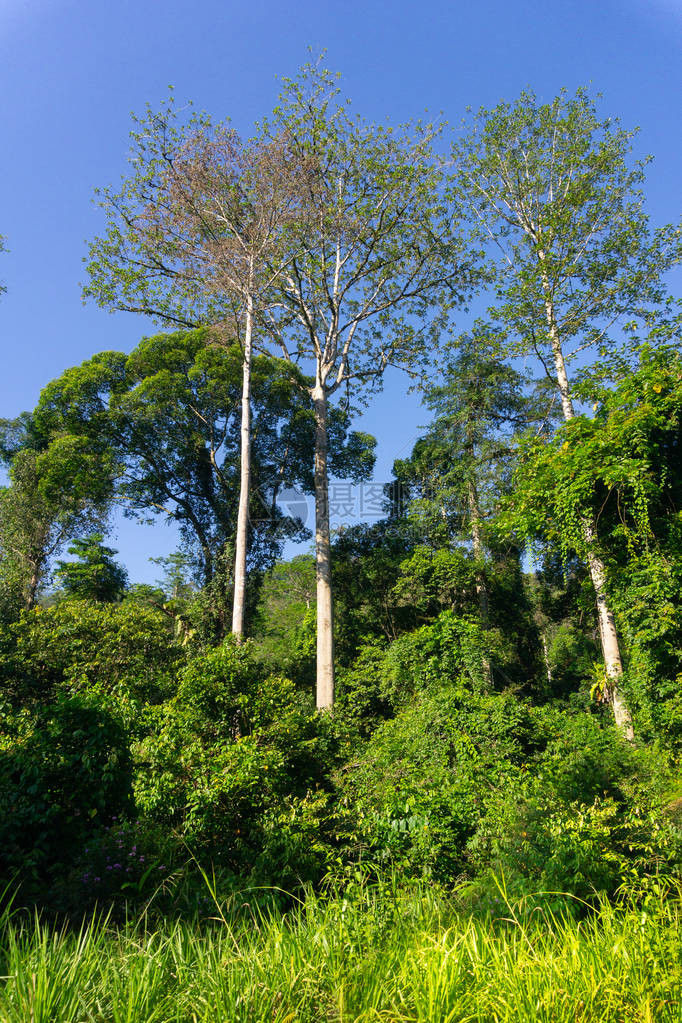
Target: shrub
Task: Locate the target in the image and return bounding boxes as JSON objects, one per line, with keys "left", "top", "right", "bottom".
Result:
{"left": 62, "top": 817, "right": 180, "bottom": 917}
{"left": 336, "top": 684, "right": 544, "bottom": 883}
{"left": 0, "top": 692, "right": 132, "bottom": 892}
{"left": 134, "top": 643, "right": 331, "bottom": 878}
{"left": 336, "top": 610, "right": 499, "bottom": 733}
{"left": 1, "top": 600, "right": 182, "bottom": 708}
{"left": 469, "top": 714, "right": 682, "bottom": 903}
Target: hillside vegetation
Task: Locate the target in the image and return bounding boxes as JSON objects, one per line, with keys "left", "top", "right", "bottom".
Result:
{"left": 2, "top": 66, "right": 682, "bottom": 1020}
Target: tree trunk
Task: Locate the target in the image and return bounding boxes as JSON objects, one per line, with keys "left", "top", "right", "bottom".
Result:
{"left": 540, "top": 270, "right": 634, "bottom": 738}
{"left": 312, "top": 382, "right": 334, "bottom": 710}
{"left": 541, "top": 632, "right": 553, "bottom": 689}
{"left": 25, "top": 562, "right": 40, "bottom": 610}
{"left": 539, "top": 258, "right": 575, "bottom": 421}
{"left": 584, "top": 525, "right": 635, "bottom": 740}
{"left": 231, "top": 287, "right": 254, "bottom": 638}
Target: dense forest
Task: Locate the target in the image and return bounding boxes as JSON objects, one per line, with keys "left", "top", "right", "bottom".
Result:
{"left": 2, "top": 63, "right": 682, "bottom": 1020}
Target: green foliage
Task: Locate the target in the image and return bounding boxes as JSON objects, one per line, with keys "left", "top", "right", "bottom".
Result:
{"left": 55, "top": 533, "right": 128, "bottom": 602}
{"left": 546, "top": 621, "right": 598, "bottom": 695}
{"left": 0, "top": 691, "right": 132, "bottom": 886}
{"left": 504, "top": 344, "right": 682, "bottom": 738}
{"left": 393, "top": 545, "right": 480, "bottom": 621}
{"left": 331, "top": 522, "right": 414, "bottom": 662}
{"left": 472, "top": 715, "right": 682, "bottom": 901}
{"left": 335, "top": 608, "right": 494, "bottom": 736}
{"left": 4, "top": 82, "right": 682, "bottom": 932}
{"left": 151, "top": 551, "right": 197, "bottom": 603}
{"left": 336, "top": 684, "right": 546, "bottom": 882}
{"left": 451, "top": 88, "right": 680, "bottom": 367}
{"left": 252, "top": 554, "right": 315, "bottom": 669}
{"left": 0, "top": 441, "right": 111, "bottom": 611}
{"left": 381, "top": 610, "right": 493, "bottom": 700}
{"left": 336, "top": 642, "right": 392, "bottom": 730}
{"left": 34, "top": 331, "right": 318, "bottom": 585}
{"left": 65, "top": 817, "right": 176, "bottom": 915}
{"left": 504, "top": 346, "right": 682, "bottom": 553}
{"left": 1, "top": 599, "right": 181, "bottom": 708}
{"left": 133, "top": 642, "right": 330, "bottom": 880}
{"left": 394, "top": 334, "right": 543, "bottom": 547}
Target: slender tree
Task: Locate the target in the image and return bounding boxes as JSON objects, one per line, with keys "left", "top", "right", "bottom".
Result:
{"left": 394, "top": 332, "right": 546, "bottom": 685}
{"left": 450, "top": 89, "right": 682, "bottom": 736}
{"left": 84, "top": 103, "right": 302, "bottom": 636}
{"left": 259, "top": 63, "right": 472, "bottom": 708}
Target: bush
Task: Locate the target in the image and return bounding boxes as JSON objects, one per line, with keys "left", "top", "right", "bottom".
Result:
{"left": 1, "top": 600, "right": 182, "bottom": 708}
{"left": 336, "top": 684, "right": 544, "bottom": 883}
{"left": 0, "top": 692, "right": 132, "bottom": 892}
{"left": 61, "top": 817, "right": 181, "bottom": 917}
{"left": 469, "top": 714, "right": 682, "bottom": 903}
{"left": 336, "top": 610, "right": 498, "bottom": 732}
{"left": 134, "top": 642, "right": 332, "bottom": 879}
{"left": 382, "top": 611, "right": 492, "bottom": 699}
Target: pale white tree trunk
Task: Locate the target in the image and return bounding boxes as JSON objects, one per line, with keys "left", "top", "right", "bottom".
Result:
{"left": 231, "top": 286, "right": 254, "bottom": 638}
{"left": 540, "top": 270, "right": 634, "bottom": 738}
{"left": 312, "top": 381, "right": 334, "bottom": 710}
{"left": 583, "top": 524, "right": 635, "bottom": 740}
{"left": 541, "top": 632, "right": 553, "bottom": 689}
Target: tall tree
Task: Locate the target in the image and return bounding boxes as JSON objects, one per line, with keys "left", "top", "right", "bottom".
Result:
{"left": 34, "top": 331, "right": 313, "bottom": 588}
{"left": 394, "top": 332, "right": 546, "bottom": 685}
{"left": 258, "top": 63, "right": 472, "bottom": 708}
{"left": 450, "top": 89, "right": 681, "bottom": 736}
{"left": 33, "top": 329, "right": 373, "bottom": 631}
{"left": 84, "top": 102, "right": 302, "bottom": 636}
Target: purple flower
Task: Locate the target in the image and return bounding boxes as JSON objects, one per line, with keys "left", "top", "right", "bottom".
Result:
{"left": 113, "top": 863, "right": 121, "bottom": 869}
{"left": 94, "top": 876, "right": 101, "bottom": 882}
{"left": 106, "top": 865, "right": 112, "bottom": 871}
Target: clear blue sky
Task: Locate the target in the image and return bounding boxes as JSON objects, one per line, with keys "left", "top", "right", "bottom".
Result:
{"left": 1, "top": 0, "right": 680, "bottom": 581}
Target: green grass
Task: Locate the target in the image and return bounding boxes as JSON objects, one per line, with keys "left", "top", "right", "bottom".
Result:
{"left": 1, "top": 881, "right": 681, "bottom": 1022}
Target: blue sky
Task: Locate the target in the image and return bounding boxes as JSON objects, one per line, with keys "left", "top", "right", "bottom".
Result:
{"left": 0, "top": 0, "right": 680, "bottom": 581}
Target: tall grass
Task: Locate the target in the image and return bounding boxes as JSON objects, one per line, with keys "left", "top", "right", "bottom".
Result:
{"left": 1, "top": 880, "right": 681, "bottom": 1021}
